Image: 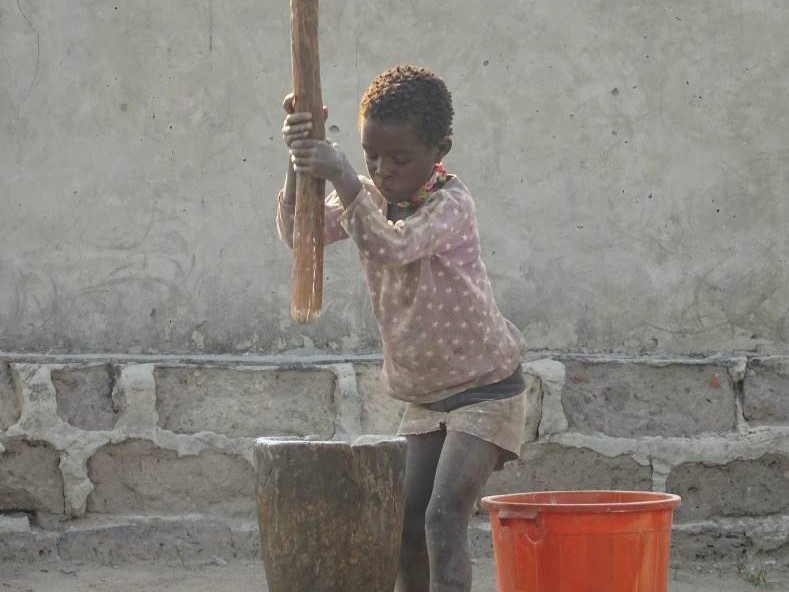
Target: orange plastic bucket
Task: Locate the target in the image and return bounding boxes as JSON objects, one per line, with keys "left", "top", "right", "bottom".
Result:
{"left": 481, "top": 490, "right": 681, "bottom": 592}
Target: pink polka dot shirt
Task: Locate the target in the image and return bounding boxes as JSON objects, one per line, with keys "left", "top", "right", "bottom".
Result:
{"left": 276, "top": 176, "right": 525, "bottom": 404}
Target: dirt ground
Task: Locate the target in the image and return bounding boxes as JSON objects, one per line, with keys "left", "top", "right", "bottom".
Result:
{"left": 2, "top": 558, "right": 788, "bottom": 592}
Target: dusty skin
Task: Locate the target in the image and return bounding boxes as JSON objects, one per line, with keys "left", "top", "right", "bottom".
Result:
{"left": 2, "top": 558, "right": 788, "bottom": 592}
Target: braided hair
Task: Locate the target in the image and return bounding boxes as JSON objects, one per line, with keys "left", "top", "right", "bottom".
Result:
{"left": 359, "top": 65, "right": 454, "bottom": 147}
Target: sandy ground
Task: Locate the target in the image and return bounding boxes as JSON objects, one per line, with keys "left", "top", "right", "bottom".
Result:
{"left": 2, "top": 558, "right": 788, "bottom": 592}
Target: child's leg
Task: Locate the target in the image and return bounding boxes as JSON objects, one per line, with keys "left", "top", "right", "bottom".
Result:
{"left": 397, "top": 431, "right": 445, "bottom": 592}
{"left": 426, "top": 431, "right": 502, "bottom": 592}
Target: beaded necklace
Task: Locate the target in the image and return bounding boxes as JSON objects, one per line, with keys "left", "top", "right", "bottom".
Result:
{"left": 394, "top": 162, "right": 450, "bottom": 209}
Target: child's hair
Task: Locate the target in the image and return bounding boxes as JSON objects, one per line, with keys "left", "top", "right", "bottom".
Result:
{"left": 359, "top": 64, "right": 454, "bottom": 147}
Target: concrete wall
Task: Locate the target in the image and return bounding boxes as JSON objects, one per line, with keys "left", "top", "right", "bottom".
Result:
{"left": 1, "top": 0, "right": 787, "bottom": 356}
{"left": 1, "top": 355, "right": 787, "bottom": 566}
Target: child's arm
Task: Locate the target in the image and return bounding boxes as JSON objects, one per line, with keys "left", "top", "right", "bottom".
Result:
{"left": 341, "top": 186, "right": 473, "bottom": 266}
{"left": 281, "top": 155, "right": 297, "bottom": 205}
{"left": 279, "top": 93, "right": 311, "bottom": 205}
{"left": 276, "top": 95, "right": 348, "bottom": 248}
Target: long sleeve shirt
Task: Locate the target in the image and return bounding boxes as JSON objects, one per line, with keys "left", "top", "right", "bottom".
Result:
{"left": 276, "top": 175, "right": 525, "bottom": 404}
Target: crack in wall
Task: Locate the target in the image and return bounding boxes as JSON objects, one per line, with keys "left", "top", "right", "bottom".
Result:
{"left": 16, "top": 0, "right": 40, "bottom": 103}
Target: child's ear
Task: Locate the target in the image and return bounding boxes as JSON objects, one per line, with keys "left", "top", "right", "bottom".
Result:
{"left": 436, "top": 136, "right": 452, "bottom": 161}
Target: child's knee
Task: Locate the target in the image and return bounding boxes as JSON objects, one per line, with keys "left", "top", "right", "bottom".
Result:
{"left": 424, "top": 496, "right": 466, "bottom": 539}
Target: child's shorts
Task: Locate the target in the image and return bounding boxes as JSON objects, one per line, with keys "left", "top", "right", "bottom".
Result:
{"left": 396, "top": 386, "right": 532, "bottom": 469}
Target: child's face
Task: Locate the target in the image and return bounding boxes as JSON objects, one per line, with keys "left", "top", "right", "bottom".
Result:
{"left": 361, "top": 118, "right": 447, "bottom": 203}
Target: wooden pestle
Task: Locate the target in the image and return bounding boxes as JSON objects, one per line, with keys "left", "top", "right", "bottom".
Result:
{"left": 289, "top": 0, "right": 325, "bottom": 323}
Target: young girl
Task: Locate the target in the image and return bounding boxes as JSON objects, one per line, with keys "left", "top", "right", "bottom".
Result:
{"left": 276, "top": 65, "right": 528, "bottom": 592}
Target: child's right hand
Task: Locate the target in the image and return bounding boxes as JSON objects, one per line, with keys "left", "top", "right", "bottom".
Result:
{"left": 281, "top": 93, "right": 328, "bottom": 148}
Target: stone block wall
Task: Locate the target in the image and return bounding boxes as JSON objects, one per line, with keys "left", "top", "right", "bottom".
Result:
{"left": 0, "top": 354, "right": 787, "bottom": 566}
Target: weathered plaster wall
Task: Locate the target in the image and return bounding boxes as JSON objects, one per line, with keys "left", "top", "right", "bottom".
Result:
{"left": 1, "top": 1, "right": 787, "bottom": 355}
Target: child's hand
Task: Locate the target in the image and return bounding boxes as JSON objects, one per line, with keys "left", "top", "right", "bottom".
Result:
{"left": 281, "top": 93, "right": 355, "bottom": 197}
{"left": 289, "top": 138, "right": 347, "bottom": 183}
{"left": 281, "top": 93, "right": 329, "bottom": 148}
{"left": 282, "top": 93, "right": 329, "bottom": 118}
{"left": 282, "top": 112, "right": 314, "bottom": 148}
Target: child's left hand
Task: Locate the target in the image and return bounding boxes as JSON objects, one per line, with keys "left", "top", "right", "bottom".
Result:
{"left": 289, "top": 139, "right": 347, "bottom": 183}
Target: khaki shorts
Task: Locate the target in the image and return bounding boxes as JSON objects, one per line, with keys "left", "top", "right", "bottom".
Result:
{"left": 397, "top": 379, "right": 540, "bottom": 469}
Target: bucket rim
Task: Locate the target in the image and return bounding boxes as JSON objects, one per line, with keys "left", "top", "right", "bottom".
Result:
{"left": 481, "top": 490, "right": 681, "bottom": 513}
